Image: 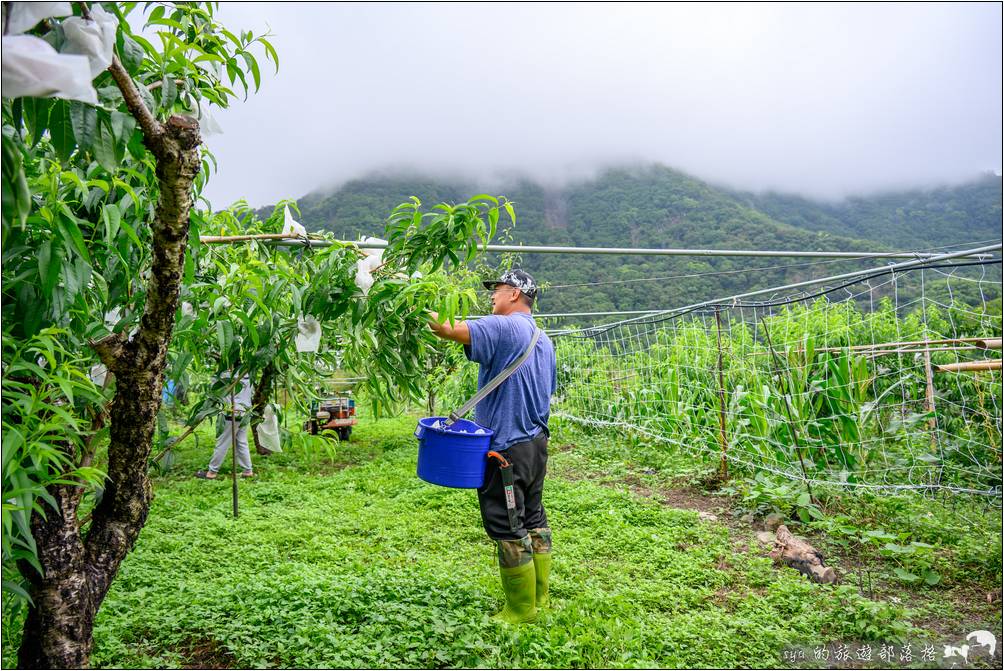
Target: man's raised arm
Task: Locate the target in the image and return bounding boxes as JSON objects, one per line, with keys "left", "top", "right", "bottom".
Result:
{"left": 427, "top": 311, "right": 472, "bottom": 345}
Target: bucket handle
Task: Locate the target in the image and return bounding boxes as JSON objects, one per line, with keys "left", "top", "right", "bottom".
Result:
{"left": 445, "top": 327, "right": 542, "bottom": 426}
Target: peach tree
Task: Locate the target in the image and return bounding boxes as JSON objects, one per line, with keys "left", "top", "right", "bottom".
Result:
{"left": 1, "top": 2, "right": 506, "bottom": 667}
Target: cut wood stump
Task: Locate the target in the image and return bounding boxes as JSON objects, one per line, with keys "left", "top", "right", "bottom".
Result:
{"left": 768, "top": 525, "right": 837, "bottom": 584}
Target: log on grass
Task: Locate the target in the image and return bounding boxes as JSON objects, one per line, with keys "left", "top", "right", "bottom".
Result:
{"left": 768, "top": 525, "right": 837, "bottom": 584}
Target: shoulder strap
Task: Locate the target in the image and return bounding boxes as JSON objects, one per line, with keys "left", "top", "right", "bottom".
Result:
{"left": 446, "top": 327, "right": 542, "bottom": 425}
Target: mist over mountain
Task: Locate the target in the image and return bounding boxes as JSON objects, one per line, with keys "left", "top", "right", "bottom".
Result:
{"left": 274, "top": 164, "right": 1002, "bottom": 314}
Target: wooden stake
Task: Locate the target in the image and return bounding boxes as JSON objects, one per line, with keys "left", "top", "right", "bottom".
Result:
{"left": 715, "top": 309, "right": 728, "bottom": 481}
{"left": 230, "top": 388, "right": 239, "bottom": 519}
{"left": 922, "top": 349, "right": 937, "bottom": 449}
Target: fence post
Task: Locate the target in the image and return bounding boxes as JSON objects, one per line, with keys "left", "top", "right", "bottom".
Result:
{"left": 715, "top": 309, "right": 729, "bottom": 481}
{"left": 922, "top": 348, "right": 938, "bottom": 449}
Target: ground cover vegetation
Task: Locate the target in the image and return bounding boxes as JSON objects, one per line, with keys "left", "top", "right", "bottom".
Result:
{"left": 8, "top": 407, "right": 1000, "bottom": 669}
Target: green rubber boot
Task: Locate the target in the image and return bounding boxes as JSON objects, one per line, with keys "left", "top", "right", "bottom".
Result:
{"left": 532, "top": 552, "right": 551, "bottom": 609}
{"left": 528, "top": 527, "right": 553, "bottom": 609}
{"left": 492, "top": 561, "right": 538, "bottom": 624}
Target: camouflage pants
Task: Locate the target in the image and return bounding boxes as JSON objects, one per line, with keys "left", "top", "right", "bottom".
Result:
{"left": 496, "top": 528, "right": 553, "bottom": 568}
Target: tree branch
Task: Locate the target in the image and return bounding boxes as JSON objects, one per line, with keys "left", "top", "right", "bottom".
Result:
{"left": 89, "top": 333, "right": 127, "bottom": 372}
{"left": 107, "top": 56, "right": 163, "bottom": 146}
{"left": 77, "top": 1, "right": 163, "bottom": 149}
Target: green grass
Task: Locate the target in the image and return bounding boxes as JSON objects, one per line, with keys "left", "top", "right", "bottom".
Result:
{"left": 4, "top": 411, "right": 999, "bottom": 668}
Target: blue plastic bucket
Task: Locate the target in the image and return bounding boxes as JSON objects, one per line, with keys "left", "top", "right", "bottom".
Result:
{"left": 415, "top": 417, "right": 494, "bottom": 488}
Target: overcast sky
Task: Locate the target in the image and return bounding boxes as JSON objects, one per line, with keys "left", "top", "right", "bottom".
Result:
{"left": 202, "top": 2, "right": 1002, "bottom": 208}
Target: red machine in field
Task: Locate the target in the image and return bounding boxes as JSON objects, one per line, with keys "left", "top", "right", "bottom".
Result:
{"left": 305, "top": 396, "right": 357, "bottom": 441}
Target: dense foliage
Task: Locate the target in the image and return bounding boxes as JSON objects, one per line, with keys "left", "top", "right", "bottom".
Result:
{"left": 1, "top": 3, "right": 511, "bottom": 665}
{"left": 2, "top": 1, "right": 278, "bottom": 609}
{"left": 736, "top": 174, "right": 1003, "bottom": 250}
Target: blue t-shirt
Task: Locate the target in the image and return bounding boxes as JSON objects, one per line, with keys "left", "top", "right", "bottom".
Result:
{"left": 464, "top": 312, "right": 557, "bottom": 451}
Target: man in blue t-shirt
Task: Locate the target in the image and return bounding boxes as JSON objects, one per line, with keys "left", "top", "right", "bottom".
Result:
{"left": 428, "top": 269, "right": 556, "bottom": 625}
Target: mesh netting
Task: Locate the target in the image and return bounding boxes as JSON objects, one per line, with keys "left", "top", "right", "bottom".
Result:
{"left": 547, "top": 258, "right": 1002, "bottom": 497}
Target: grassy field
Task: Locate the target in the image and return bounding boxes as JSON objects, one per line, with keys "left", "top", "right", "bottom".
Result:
{"left": 2, "top": 411, "right": 1001, "bottom": 668}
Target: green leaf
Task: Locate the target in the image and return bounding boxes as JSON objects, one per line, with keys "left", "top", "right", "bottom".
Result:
{"left": 69, "top": 102, "right": 97, "bottom": 150}
{"left": 92, "top": 117, "right": 118, "bottom": 173}
{"left": 2, "top": 578, "right": 32, "bottom": 603}
{"left": 136, "top": 84, "right": 156, "bottom": 116}
{"left": 1, "top": 134, "right": 31, "bottom": 227}
{"left": 161, "top": 76, "right": 178, "bottom": 111}
{"left": 110, "top": 111, "right": 136, "bottom": 144}
{"left": 259, "top": 37, "right": 279, "bottom": 73}
{"left": 241, "top": 51, "right": 261, "bottom": 92}
{"left": 102, "top": 204, "right": 122, "bottom": 244}
{"left": 24, "top": 97, "right": 53, "bottom": 148}
{"left": 56, "top": 211, "right": 92, "bottom": 263}
{"left": 48, "top": 101, "right": 76, "bottom": 163}
{"left": 37, "top": 241, "right": 63, "bottom": 295}
{"left": 922, "top": 570, "right": 941, "bottom": 586}
{"left": 119, "top": 34, "right": 145, "bottom": 73}
{"left": 892, "top": 567, "right": 919, "bottom": 582}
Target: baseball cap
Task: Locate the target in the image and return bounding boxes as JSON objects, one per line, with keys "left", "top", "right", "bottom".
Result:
{"left": 483, "top": 269, "right": 538, "bottom": 301}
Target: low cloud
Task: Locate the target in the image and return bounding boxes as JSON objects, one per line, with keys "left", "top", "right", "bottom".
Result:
{"left": 204, "top": 3, "right": 1002, "bottom": 207}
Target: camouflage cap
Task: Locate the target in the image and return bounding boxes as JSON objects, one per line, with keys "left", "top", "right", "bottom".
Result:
{"left": 483, "top": 269, "right": 538, "bottom": 300}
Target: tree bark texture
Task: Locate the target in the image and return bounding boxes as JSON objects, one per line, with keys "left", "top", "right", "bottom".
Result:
{"left": 251, "top": 362, "right": 278, "bottom": 455}
{"left": 18, "top": 108, "right": 201, "bottom": 668}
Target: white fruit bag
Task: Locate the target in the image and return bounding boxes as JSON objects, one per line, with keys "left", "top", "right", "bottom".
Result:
{"left": 256, "top": 404, "right": 282, "bottom": 453}
{"left": 295, "top": 315, "right": 321, "bottom": 352}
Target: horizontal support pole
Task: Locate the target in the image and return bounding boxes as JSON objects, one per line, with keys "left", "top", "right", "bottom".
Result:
{"left": 548, "top": 243, "right": 1003, "bottom": 335}
{"left": 267, "top": 237, "right": 995, "bottom": 260}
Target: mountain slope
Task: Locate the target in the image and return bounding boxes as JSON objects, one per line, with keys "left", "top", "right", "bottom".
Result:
{"left": 286, "top": 165, "right": 1001, "bottom": 314}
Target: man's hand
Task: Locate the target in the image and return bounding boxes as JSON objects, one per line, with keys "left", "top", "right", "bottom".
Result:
{"left": 428, "top": 311, "right": 471, "bottom": 345}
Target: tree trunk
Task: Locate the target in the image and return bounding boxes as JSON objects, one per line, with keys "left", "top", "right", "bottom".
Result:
{"left": 17, "top": 483, "right": 92, "bottom": 668}
{"left": 251, "top": 362, "right": 278, "bottom": 455}
{"left": 18, "top": 91, "right": 202, "bottom": 667}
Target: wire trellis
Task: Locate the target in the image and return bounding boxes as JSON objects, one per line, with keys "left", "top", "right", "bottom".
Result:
{"left": 548, "top": 257, "right": 1003, "bottom": 497}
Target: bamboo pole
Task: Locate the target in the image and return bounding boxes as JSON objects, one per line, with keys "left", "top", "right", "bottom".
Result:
{"left": 792, "top": 337, "right": 1002, "bottom": 353}
{"left": 199, "top": 233, "right": 308, "bottom": 244}
{"left": 754, "top": 345, "right": 990, "bottom": 358}
{"left": 934, "top": 360, "right": 1003, "bottom": 373}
